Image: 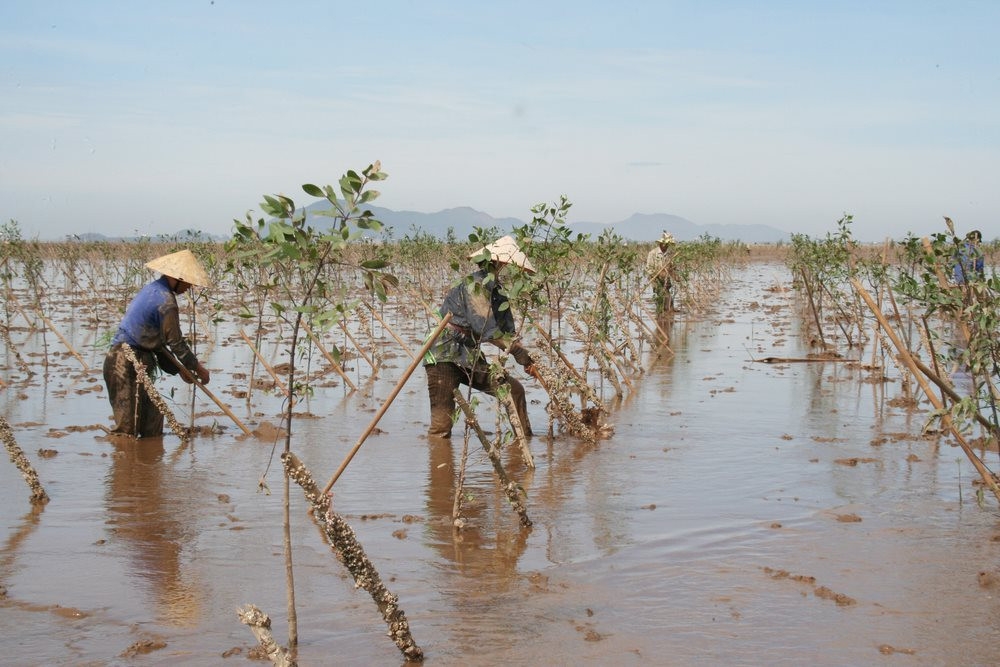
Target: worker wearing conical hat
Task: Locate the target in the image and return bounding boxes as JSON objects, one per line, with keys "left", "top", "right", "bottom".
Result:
{"left": 646, "top": 231, "right": 677, "bottom": 319}
{"left": 102, "top": 249, "right": 212, "bottom": 437}
{"left": 423, "top": 236, "right": 538, "bottom": 439}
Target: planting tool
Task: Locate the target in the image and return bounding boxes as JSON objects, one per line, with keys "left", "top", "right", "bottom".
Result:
{"left": 321, "top": 312, "right": 452, "bottom": 495}
{"left": 158, "top": 347, "right": 254, "bottom": 437}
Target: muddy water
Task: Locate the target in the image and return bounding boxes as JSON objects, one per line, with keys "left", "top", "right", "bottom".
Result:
{"left": 3, "top": 262, "right": 1000, "bottom": 666}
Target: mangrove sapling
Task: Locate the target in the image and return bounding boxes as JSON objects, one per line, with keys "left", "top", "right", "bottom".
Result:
{"left": 239, "top": 329, "right": 291, "bottom": 398}
{"left": 529, "top": 321, "right": 605, "bottom": 415}
{"left": 567, "top": 313, "right": 624, "bottom": 400}
{"left": 363, "top": 300, "right": 416, "bottom": 359}
{"left": 119, "top": 344, "right": 190, "bottom": 442}
{"left": 281, "top": 451, "right": 424, "bottom": 662}
{"left": 452, "top": 389, "right": 532, "bottom": 528}
{"left": 0, "top": 321, "right": 33, "bottom": 378}
{"left": 0, "top": 415, "right": 49, "bottom": 505}
{"left": 354, "top": 303, "right": 384, "bottom": 370}
{"left": 225, "top": 161, "right": 396, "bottom": 649}
{"left": 853, "top": 278, "right": 1000, "bottom": 504}
{"left": 297, "top": 319, "right": 356, "bottom": 392}
{"left": 511, "top": 196, "right": 587, "bottom": 338}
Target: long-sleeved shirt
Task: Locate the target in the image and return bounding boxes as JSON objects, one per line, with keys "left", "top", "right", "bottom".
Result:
{"left": 425, "top": 269, "right": 528, "bottom": 370}
{"left": 111, "top": 275, "right": 200, "bottom": 372}
{"left": 953, "top": 241, "right": 985, "bottom": 284}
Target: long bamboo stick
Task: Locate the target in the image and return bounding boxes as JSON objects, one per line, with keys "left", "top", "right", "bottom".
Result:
{"left": 851, "top": 278, "right": 1000, "bottom": 502}
{"left": 36, "top": 309, "right": 90, "bottom": 371}
{"left": 158, "top": 347, "right": 255, "bottom": 437}
{"left": 299, "top": 319, "right": 358, "bottom": 392}
{"left": 321, "top": 313, "right": 452, "bottom": 495}
{"left": 238, "top": 329, "right": 290, "bottom": 397}
{"left": 363, "top": 301, "right": 415, "bottom": 360}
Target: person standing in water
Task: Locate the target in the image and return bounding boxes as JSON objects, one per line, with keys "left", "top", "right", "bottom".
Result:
{"left": 103, "top": 249, "right": 211, "bottom": 437}
{"left": 423, "top": 236, "right": 538, "bottom": 439}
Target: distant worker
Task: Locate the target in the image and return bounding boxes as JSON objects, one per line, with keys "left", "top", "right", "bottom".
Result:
{"left": 103, "top": 249, "right": 212, "bottom": 437}
{"left": 423, "top": 236, "right": 537, "bottom": 439}
{"left": 646, "top": 231, "right": 677, "bottom": 317}
{"left": 953, "top": 229, "right": 985, "bottom": 285}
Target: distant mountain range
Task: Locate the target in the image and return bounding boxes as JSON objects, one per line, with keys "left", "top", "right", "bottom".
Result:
{"left": 72, "top": 205, "right": 790, "bottom": 244}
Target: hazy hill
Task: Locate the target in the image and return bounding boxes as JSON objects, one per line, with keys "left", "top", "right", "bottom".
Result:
{"left": 63, "top": 207, "right": 790, "bottom": 244}
{"left": 340, "top": 205, "right": 789, "bottom": 243}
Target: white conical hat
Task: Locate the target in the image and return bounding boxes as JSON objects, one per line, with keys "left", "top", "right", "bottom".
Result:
{"left": 145, "top": 249, "right": 211, "bottom": 287}
{"left": 468, "top": 235, "right": 536, "bottom": 274}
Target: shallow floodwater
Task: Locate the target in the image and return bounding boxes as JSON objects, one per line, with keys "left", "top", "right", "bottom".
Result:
{"left": 3, "top": 262, "right": 1000, "bottom": 666}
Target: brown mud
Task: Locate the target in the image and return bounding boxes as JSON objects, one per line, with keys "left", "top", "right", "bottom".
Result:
{"left": 2, "top": 261, "right": 1000, "bottom": 665}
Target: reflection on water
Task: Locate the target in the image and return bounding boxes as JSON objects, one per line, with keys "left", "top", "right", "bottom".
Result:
{"left": 3, "top": 262, "right": 1000, "bottom": 665}
{"left": 105, "top": 435, "right": 202, "bottom": 628}
{"left": 425, "top": 434, "right": 529, "bottom": 580}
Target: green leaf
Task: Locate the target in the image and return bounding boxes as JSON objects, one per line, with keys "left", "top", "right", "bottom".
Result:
{"left": 302, "top": 183, "right": 324, "bottom": 197}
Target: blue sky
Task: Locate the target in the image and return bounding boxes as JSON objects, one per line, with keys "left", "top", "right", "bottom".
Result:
{"left": 2, "top": 1, "right": 998, "bottom": 242}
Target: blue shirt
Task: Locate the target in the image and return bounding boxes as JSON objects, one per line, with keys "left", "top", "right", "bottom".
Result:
{"left": 953, "top": 241, "right": 985, "bottom": 284}
{"left": 111, "top": 275, "right": 199, "bottom": 370}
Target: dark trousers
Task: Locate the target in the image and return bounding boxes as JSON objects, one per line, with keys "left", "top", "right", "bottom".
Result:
{"left": 653, "top": 276, "right": 674, "bottom": 317}
{"left": 425, "top": 362, "right": 531, "bottom": 438}
{"left": 103, "top": 343, "right": 164, "bottom": 437}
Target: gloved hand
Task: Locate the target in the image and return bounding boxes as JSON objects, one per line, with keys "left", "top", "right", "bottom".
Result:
{"left": 524, "top": 364, "right": 542, "bottom": 381}
{"left": 510, "top": 341, "right": 534, "bottom": 368}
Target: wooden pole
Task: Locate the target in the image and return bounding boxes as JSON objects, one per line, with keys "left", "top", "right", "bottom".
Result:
{"left": 158, "top": 347, "right": 255, "bottom": 437}
{"left": 321, "top": 313, "right": 452, "bottom": 495}
{"left": 299, "top": 319, "right": 358, "bottom": 392}
{"left": 238, "top": 329, "right": 290, "bottom": 397}
{"left": 363, "top": 301, "right": 416, "bottom": 360}
{"left": 36, "top": 310, "right": 90, "bottom": 371}
{"left": 851, "top": 278, "right": 1000, "bottom": 502}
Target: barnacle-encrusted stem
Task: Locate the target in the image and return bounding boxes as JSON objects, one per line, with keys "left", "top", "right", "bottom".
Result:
{"left": 237, "top": 604, "right": 296, "bottom": 667}
{"left": 121, "top": 344, "right": 189, "bottom": 442}
{"left": 0, "top": 415, "right": 48, "bottom": 504}
{"left": 532, "top": 362, "right": 598, "bottom": 446}
{"left": 281, "top": 451, "right": 424, "bottom": 662}
{"left": 453, "top": 389, "right": 532, "bottom": 528}
{"left": 0, "top": 322, "right": 33, "bottom": 377}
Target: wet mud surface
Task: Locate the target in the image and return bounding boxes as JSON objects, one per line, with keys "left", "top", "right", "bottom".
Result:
{"left": 3, "top": 262, "right": 1000, "bottom": 665}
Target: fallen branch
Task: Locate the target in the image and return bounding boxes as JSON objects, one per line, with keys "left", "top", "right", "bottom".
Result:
{"left": 754, "top": 356, "right": 856, "bottom": 364}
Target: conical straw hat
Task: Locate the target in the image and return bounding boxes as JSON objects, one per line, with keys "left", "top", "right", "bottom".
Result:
{"left": 468, "top": 235, "right": 536, "bottom": 274}
{"left": 145, "top": 249, "right": 211, "bottom": 287}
